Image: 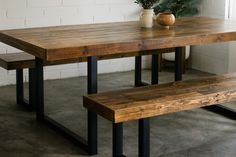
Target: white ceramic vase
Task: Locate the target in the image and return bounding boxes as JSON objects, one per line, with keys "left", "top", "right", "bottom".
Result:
{"left": 140, "top": 9, "right": 154, "bottom": 28}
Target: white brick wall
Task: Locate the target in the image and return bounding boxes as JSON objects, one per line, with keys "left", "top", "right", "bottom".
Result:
{"left": 0, "top": 0, "right": 142, "bottom": 86}
{"left": 191, "top": 0, "right": 229, "bottom": 74}
{"left": 228, "top": 0, "right": 236, "bottom": 72}
{"left": 191, "top": 0, "right": 236, "bottom": 74}
{"left": 200, "top": 0, "right": 227, "bottom": 18}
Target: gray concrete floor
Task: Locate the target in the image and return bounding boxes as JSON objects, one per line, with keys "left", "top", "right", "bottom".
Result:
{"left": 0, "top": 69, "right": 235, "bottom": 157}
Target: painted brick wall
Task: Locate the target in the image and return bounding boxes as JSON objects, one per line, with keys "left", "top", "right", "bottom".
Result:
{"left": 228, "top": 0, "right": 236, "bottom": 73}
{"left": 0, "top": 0, "right": 148, "bottom": 86}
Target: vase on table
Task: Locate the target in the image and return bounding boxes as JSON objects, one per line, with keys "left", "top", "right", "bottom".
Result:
{"left": 140, "top": 9, "right": 154, "bottom": 28}
{"left": 156, "top": 12, "right": 175, "bottom": 29}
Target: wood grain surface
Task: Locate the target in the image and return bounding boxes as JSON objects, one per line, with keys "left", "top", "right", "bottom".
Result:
{"left": 1, "top": 17, "right": 236, "bottom": 61}
{"left": 0, "top": 53, "right": 35, "bottom": 70}
{"left": 84, "top": 73, "right": 236, "bottom": 123}
{"left": 0, "top": 48, "right": 174, "bottom": 70}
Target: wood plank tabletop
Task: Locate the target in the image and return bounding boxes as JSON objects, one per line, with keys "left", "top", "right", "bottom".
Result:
{"left": 1, "top": 17, "right": 236, "bottom": 61}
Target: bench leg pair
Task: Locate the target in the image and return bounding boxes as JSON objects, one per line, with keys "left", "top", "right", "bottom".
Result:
{"left": 16, "top": 68, "right": 36, "bottom": 110}
{"left": 113, "top": 118, "right": 150, "bottom": 157}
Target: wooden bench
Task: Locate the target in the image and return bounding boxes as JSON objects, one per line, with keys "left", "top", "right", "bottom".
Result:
{"left": 0, "top": 48, "right": 176, "bottom": 110}
{"left": 83, "top": 73, "right": 236, "bottom": 157}
{"left": 0, "top": 52, "right": 90, "bottom": 109}
{"left": 0, "top": 53, "right": 36, "bottom": 109}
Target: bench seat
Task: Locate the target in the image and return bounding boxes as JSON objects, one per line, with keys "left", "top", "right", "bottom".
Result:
{"left": 0, "top": 52, "right": 87, "bottom": 69}
{"left": 0, "top": 52, "right": 87, "bottom": 70}
{"left": 84, "top": 73, "right": 236, "bottom": 123}
{"left": 84, "top": 73, "right": 236, "bottom": 157}
{"left": 0, "top": 53, "right": 35, "bottom": 70}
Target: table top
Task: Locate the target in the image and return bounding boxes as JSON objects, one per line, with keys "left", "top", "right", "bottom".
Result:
{"left": 1, "top": 16, "right": 236, "bottom": 61}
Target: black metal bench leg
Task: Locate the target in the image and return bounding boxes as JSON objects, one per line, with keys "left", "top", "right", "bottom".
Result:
{"left": 87, "top": 56, "right": 98, "bottom": 155}
{"left": 16, "top": 68, "right": 32, "bottom": 110}
{"left": 152, "top": 54, "right": 159, "bottom": 85}
{"left": 16, "top": 69, "right": 24, "bottom": 105}
{"left": 113, "top": 123, "right": 126, "bottom": 157}
{"left": 139, "top": 118, "right": 150, "bottom": 157}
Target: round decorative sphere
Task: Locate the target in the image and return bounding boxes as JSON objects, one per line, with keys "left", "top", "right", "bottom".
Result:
{"left": 156, "top": 13, "right": 175, "bottom": 29}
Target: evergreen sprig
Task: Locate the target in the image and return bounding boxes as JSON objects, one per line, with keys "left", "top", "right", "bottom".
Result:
{"left": 154, "top": 0, "right": 202, "bottom": 17}
{"left": 135, "top": 0, "right": 160, "bottom": 9}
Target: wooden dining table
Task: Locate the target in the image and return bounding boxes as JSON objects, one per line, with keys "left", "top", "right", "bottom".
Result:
{"left": 0, "top": 16, "right": 236, "bottom": 155}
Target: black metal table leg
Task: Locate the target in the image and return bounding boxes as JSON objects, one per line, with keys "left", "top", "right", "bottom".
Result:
{"left": 35, "top": 58, "right": 44, "bottom": 121}
{"left": 135, "top": 56, "right": 142, "bottom": 87}
{"left": 152, "top": 54, "right": 159, "bottom": 85}
{"left": 113, "top": 123, "right": 126, "bottom": 157}
{"left": 135, "top": 56, "right": 151, "bottom": 87}
{"left": 87, "top": 56, "right": 98, "bottom": 155}
{"left": 139, "top": 118, "right": 150, "bottom": 157}
{"left": 175, "top": 47, "right": 183, "bottom": 81}
{"left": 203, "top": 105, "right": 236, "bottom": 120}
{"left": 29, "top": 68, "right": 36, "bottom": 109}
{"left": 44, "top": 115, "right": 87, "bottom": 147}
{"left": 34, "top": 57, "right": 89, "bottom": 152}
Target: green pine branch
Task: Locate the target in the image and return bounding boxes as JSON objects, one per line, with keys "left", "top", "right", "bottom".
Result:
{"left": 154, "top": 0, "right": 202, "bottom": 17}
{"left": 135, "top": 0, "right": 160, "bottom": 9}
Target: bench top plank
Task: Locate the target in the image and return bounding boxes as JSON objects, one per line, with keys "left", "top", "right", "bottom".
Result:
{"left": 1, "top": 17, "right": 236, "bottom": 61}
{"left": 84, "top": 73, "right": 236, "bottom": 123}
{"left": 0, "top": 53, "right": 34, "bottom": 70}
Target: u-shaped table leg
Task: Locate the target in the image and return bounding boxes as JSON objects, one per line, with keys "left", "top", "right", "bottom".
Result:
{"left": 16, "top": 69, "right": 24, "bottom": 106}
{"left": 135, "top": 56, "right": 142, "bottom": 87}
{"left": 113, "top": 123, "right": 126, "bottom": 157}
{"left": 139, "top": 118, "right": 150, "bottom": 157}
{"left": 87, "top": 56, "right": 98, "bottom": 155}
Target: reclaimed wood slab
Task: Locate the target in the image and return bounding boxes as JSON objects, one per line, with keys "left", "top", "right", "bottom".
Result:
{"left": 84, "top": 73, "right": 236, "bottom": 123}
{"left": 0, "top": 48, "right": 174, "bottom": 70}
{"left": 1, "top": 17, "right": 236, "bottom": 61}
